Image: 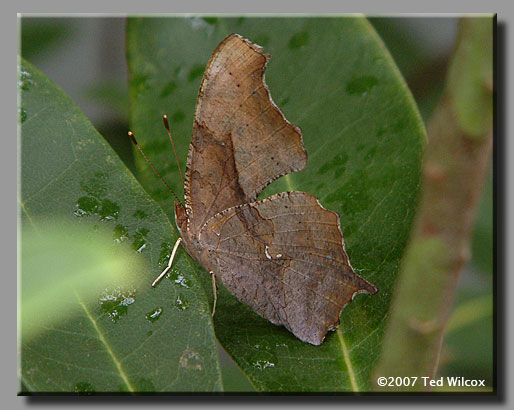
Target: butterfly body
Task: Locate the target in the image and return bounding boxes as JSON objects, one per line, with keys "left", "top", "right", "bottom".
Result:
{"left": 173, "top": 34, "right": 377, "bottom": 345}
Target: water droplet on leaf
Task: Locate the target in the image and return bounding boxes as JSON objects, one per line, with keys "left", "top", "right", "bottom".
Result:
{"left": 73, "top": 196, "right": 99, "bottom": 217}
{"left": 253, "top": 360, "right": 275, "bottom": 370}
{"left": 99, "top": 287, "right": 136, "bottom": 322}
{"left": 174, "top": 295, "right": 189, "bottom": 311}
{"left": 250, "top": 350, "right": 277, "bottom": 370}
{"left": 99, "top": 199, "right": 120, "bottom": 221}
{"left": 145, "top": 307, "right": 163, "bottom": 323}
{"left": 18, "top": 107, "right": 27, "bottom": 123}
{"left": 170, "top": 271, "right": 192, "bottom": 288}
{"left": 113, "top": 225, "right": 129, "bottom": 243}
{"left": 18, "top": 71, "right": 34, "bottom": 90}
{"left": 132, "top": 227, "right": 149, "bottom": 253}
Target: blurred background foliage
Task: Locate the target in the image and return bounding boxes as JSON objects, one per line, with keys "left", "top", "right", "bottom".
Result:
{"left": 21, "top": 221, "right": 145, "bottom": 342}
{"left": 19, "top": 16, "right": 493, "bottom": 390}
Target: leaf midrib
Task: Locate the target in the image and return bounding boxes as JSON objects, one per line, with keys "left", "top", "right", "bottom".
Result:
{"left": 337, "top": 328, "right": 360, "bottom": 392}
{"left": 74, "top": 291, "right": 135, "bottom": 392}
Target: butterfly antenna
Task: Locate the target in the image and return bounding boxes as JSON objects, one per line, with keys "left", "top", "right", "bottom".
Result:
{"left": 163, "top": 115, "right": 184, "bottom": 184}
{"left": 128, "top": 131, "right": 183, "bottom": 205}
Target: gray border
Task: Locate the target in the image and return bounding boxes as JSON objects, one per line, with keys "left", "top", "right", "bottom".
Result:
{"left": 8, "top": 1, "right": 512, "bottom": 409}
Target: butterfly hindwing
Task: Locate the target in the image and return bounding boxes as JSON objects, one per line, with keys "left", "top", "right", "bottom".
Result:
{"left": 198, "top": 191, "right": 377, "bottom": 345}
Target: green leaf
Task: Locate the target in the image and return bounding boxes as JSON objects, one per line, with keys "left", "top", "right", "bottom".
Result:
{"left": 21, "top": 221, "right": 145, "bottom": 342}
{"left": 19, "top": 59, "right": 222, "bottom": 392}
{"left": 127, "top": 17, "right": 426, "bottom": 392}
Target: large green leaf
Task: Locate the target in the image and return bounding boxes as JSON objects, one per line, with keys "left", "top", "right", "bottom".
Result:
{"left": 127, "top": 17, "right": 426, "bottom": 392}
{"left": 18, "top": 59, "right": 222, "bottom": 392}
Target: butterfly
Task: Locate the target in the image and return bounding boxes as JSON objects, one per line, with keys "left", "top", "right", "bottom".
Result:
{"left": 138, "top": 34, "right": 377, "bottom": 345}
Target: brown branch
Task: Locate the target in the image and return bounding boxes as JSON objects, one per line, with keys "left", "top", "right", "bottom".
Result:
{"left": 372, "top": 16, "right": 493, "bottom": 391}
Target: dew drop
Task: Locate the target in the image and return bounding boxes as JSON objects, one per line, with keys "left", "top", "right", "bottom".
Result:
{"left": 253, "top": 360, "right": 275, "bottom": 370}
{"left": 174, "top": 295, "right": 189, "bottom": 311}
{"left": 250, "top": 350, "right": 277, "bottom": 370}
{"left": 145, "top": 307, "right": 163, "bottom": 323}
{"left": 170, "top": 271, "right": 192, "bottom": 288}
{"left": 18, "top": 107, "right": 27, "bottom": 123}
{"left": 113, "top": 225, "right": 129, "bottom": 243}
{"left": 132, "top": 227, "right": 149, "bottom": 253}
{"left": 99, "top": 198, "right": 120, "bottom": 221}
{"left": 158, "top": 242, "right": 173, "bottom": 269}
{"left": 73, "top": 196, "right": 99, "bottom": 217}
{"left": 18, "top": 71, "right": 34, "bottom": 90}
{"left": 99, "top": 287, "right": 136, "bottom": 323}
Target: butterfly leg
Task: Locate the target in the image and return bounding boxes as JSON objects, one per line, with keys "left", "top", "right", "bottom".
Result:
{"left": 210, "top": 271, "right": 218, "bottom": 317}
{"left": 151, "top": 237, "right": 183, "bottom": 287}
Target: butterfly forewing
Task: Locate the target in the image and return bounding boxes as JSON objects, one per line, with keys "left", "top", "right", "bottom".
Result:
{"left": 184, "top": 34, "right": 307, "bottom": 233}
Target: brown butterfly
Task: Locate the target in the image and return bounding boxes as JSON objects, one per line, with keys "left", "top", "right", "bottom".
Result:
{"left": 137, "top": 34, "right": 377, "bottom": 345}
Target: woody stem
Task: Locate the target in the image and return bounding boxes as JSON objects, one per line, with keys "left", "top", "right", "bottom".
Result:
{"left": 373, "top": 17, "right": 493, "bottom": 391}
